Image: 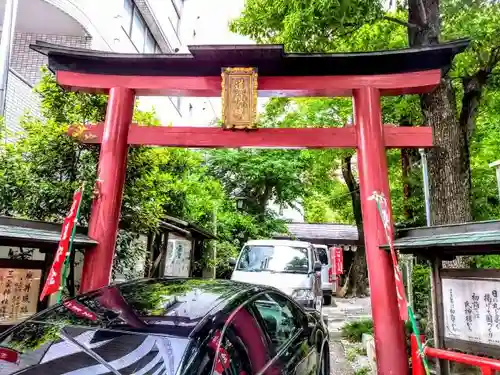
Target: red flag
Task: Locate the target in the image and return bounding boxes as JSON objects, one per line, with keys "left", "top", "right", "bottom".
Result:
{"left": 332, "top": 247, "right": 344, "bottom": 275}
{"left": 40, "top": 189, "right": 83, "bottom": 301}
{"left": 0, "top": 348, "right": 19, "bottom": 364}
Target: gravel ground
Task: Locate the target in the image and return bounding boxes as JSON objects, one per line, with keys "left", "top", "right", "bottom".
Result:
{"left": 323, "top": 298, "right": 373, "bottom": 375}
{"left": 329, "top": 340, "right": 355, "bottom": 375}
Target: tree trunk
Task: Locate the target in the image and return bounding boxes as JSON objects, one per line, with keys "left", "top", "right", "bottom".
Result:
{"left": 422, "top": 80, "right": 473, "bottom": 225}
{"left": 408, "top": 0, "right": 473, "bottom": 268}
{"left": 342, "top": 153, "right": 368, "bottom": 296}
{"left": 408, "top": 0, "right": 473, "bottom": 225}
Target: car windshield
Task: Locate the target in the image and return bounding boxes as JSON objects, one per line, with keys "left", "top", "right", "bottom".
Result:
{"left": 236, "top": 245, "right": 309, "bottom": 274}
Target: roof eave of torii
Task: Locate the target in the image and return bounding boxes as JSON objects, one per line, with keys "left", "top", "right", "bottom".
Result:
{"left": 30, "top": 39, "right": 470, "bottom": 78}
{"left": 29, "top": 39, "right": 469, "bottom": 98}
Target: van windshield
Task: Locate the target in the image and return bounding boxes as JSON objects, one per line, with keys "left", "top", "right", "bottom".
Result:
{"left": 236, "top": 245, "right": 309, "bottom": 274}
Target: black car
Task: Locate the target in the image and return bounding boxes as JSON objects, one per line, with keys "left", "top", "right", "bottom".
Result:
{"left": 0, "top": 278, "right": 330, "bottom": 374}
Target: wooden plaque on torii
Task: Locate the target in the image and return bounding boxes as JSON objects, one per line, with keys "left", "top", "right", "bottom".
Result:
{"left": 221, "top": 67, "right": 258, "bottom": 130}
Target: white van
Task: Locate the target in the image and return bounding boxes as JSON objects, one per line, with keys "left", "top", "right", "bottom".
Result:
{"left": 230, "top": 239, "right": 322, "bottom": 310}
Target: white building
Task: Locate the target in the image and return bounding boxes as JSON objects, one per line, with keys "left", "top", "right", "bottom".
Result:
{"left": 0, "top": 0, "right": 219, "bottom": 135}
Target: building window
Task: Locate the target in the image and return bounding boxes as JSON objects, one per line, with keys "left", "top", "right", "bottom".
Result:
{"left": 123, "top": 0, "right": 133, "bottom": 30}
{"left": 167, "top": 0, "right": 183, "bottom": 34}
{"left": 144, "top": 30, "right": 156, "bottom": 53}
{"left": 172, "top": 0, "right": 184, "bottom": 11}
{"left": 131, "top": 7, "right": 146, "bottom": 51}
{"left": 122, "top": 0, "right": 160, "bottom": 53}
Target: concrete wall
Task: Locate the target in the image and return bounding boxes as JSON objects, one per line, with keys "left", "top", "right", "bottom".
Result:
{"left": 10, "top": 31, "right": 92, "bottom": 85}
{"left": 1, "top": 30, "right": 90, "bottom": 135}
{"left": 4, "top": 69, "right": 42, "bottom": 140}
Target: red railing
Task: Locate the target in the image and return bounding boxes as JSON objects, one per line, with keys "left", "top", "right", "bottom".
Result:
{"left": 411, "top": 334, "right": 500, "bottom": 375}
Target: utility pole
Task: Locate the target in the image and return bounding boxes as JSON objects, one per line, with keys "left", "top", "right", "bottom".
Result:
{"left": 0, "top": 0, "right": 19, "bottom": 117}
{"left": 420, "top": 148, "right": 432, "bottom": 226}
{"left": 489, "top": 160, "right": 500, "bottom": 201}
{"left": 212, "top": 204, "right": 217, "bottom": 279}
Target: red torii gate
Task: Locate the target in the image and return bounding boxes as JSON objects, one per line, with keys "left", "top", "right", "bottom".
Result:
{"left": 31, "top": 39, "right": 468, "bottom": 375}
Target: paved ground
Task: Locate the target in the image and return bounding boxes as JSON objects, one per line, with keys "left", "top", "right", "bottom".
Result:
{"left": 323, "top": 297, "right": 372, "bottom": 374}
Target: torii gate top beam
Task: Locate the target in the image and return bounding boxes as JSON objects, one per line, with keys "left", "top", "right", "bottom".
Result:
{"left": 30, "top": 39, "right": 469, "bottom": 97}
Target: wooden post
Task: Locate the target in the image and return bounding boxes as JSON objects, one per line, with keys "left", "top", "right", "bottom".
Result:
{"left": 431, "top": 257, "right": 450, "bottom": 375}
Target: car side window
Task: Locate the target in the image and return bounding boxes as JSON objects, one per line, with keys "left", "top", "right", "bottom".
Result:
{"left": 313, "top": 247, "right": 318, "bottom": 261}
{"left": 190, "top": 304, "right": 274, "bottom": 375}
{"left": 316, "top": 248, "right": 329, "bottom": 265}
{"left": 252, "top": 293, "right": 304, "bottom": 352}
{"left": 189, "top": 328, "right": 250, "bottom": 375}
{"left": 212, "top": 329, "right": 251, "bottom": 375}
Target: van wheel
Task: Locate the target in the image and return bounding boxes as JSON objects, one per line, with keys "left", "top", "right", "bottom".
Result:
{"left": 323, "top": 295, "right": 332, "bottom": 306}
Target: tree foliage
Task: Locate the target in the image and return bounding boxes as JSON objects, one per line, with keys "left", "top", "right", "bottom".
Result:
{"left": 0, "top": 71, "right": 287, "bottom": 281}
{"left": 230, "top": 0, "right": 500, "bottom": 288}
{"left": 231, "top": 0, "right": 384, "bottom": 52}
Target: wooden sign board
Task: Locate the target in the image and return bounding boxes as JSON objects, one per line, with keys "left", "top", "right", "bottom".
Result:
{"left": 164, "top": 240, "right": 191, "bottom": 278}
{"left": 441, "top": 269, "right": 500, "bottom": 356}
{"left": 221, "top": 67, "right": 258, "bottom": 130}
{"left": 0, "top": 269, "right": 42, "bottom": 325}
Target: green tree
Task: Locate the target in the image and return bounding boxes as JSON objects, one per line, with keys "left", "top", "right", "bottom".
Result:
{"left": 230, "top": 0, "right": 500, "bottom": 274}
{"left": 206, "top": 148, "right": 309, "bottom": 216}
{"left": 227, "top": 95, "right": 372, "bottom": 295}
{"left": 0, "top": 71, "right": 215, "bottom": 281}
{"left": 0, "top": 70, "right": 292, "bottom": 284}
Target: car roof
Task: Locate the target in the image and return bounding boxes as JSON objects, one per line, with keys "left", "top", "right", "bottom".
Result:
{"left": 0, "top": 279, "right": 284, "bottom": 375}
{"left": 245, "top": 239, "right": 312, "bottom": 247}
{"left": 22, "top": 278, "right": 265, "bottom": 339}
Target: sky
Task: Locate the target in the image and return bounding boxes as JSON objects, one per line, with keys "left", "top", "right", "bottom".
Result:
{"left": 180, "top": 1, "right": 303, "bottom": 221}
{"left": 182, "top": 0, "right": 252, "bottom": 45}
{"left": 181, "top": 0, "right": 268, "bottom": 120}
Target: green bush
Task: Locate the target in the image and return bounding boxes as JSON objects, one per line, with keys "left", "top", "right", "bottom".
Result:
{"left": 472, "top": 255, "right": 500, "bottom": 269}
{"left": 412, "top": 264, "right": 431, "bottom": 320}
{"left": 354, "top": 368, "right": 370, "bottom": 375}
{"left": 341, "top": 319, "right": 373, "bottom": 342}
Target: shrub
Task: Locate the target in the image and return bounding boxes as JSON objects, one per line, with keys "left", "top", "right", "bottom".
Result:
{"left": 354, "top": 368, "right": 370, "bottom": 375}
{"left": 341, "top": 319, "right": 373, "bottom": 342}
{"left": 472, "top": 255, "right": 500, "bottom": 269}
{"left": 412, "top": 264, "right": 431, "bottom": 320}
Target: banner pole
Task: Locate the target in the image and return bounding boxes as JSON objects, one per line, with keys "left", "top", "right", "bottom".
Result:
{"left": 56, "top": 184, "right": 84, "bottom": 303}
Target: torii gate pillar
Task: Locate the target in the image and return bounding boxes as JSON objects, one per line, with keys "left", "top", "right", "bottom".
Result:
{"left": 79, "top": 87, "right": 135, "bottom": 293}
{"left": 355, "top": 87, "right": 408, "bottom": 373}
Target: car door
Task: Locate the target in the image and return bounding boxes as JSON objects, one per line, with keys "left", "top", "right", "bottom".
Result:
{"left": 310, "top": 246, "right": 322, "bottom": 311}
{"left": 315, "top": 247, "right": 331, "bottom": 289}
{"left": 252, "top": 292, "right": 317, "bottom": 375}
{"left": 204, "top": 301, "right": 278, "bottom": 375}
